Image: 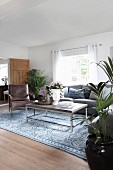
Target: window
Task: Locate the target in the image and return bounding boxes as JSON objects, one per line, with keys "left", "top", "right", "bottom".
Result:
{"left": 52, "top": 45, "right": 98, "bottom": 85}
{"left": 60, "top": 54, "right": 89, "bottom": 85}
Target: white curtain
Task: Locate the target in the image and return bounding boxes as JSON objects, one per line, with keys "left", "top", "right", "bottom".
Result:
{"left": 88, "top": 45, "right": 98, "bottom": 83}
{"left": 52, "top": 50, "right": 62, "bottom": 82}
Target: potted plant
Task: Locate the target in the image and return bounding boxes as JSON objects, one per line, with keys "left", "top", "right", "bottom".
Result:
{"left": 27, "top": 69, "right": 47, "bottom": 99}
{"left": 85, "top": 57, "right": 113, "bottom": 170}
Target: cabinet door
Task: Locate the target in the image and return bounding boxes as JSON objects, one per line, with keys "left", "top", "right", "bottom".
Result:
{"left": 10, "top": 58, "right": 29, "bottom": 84}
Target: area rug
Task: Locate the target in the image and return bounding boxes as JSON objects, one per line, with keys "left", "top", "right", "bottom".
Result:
{"left": 0, "top": 109, "right": 88, "bottom": 160}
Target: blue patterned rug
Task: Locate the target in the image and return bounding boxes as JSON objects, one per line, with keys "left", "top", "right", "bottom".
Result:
{"left": 0, "top": 109, "right": 88, "bottom": 160}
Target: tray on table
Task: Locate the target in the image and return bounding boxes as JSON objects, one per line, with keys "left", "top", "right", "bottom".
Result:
{"left": 34, "top": 100, "right": 52, "bottom": 105}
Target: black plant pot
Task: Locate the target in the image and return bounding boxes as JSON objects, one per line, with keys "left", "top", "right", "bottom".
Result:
{"left": 86, "top": 134, "right": 113, "bottom": 170}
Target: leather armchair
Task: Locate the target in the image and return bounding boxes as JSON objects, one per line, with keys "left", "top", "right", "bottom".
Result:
{"left": 9, "top": 84, "right": 30, "bottom": 113}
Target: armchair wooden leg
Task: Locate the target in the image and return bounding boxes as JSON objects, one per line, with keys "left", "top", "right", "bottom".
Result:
{"left": 9, "top": 106, "right": 12, "bottom": 113}
{"left": 10, "top": 107, "right": 13, "bottom": 118}
{"left": 9, "top": 106, "right": 10, "bottom": 112}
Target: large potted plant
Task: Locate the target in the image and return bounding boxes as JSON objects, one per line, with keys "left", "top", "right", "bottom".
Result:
{"left": 85, "top": 57, "right": 113, "bottom": 170}
{"left": 27, "top": 69, "right": 47, "bottom": 99}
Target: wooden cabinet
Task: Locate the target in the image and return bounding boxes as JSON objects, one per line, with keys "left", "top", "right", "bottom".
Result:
{"left": 0, "top": 85, "right": 8, "bottom": 100}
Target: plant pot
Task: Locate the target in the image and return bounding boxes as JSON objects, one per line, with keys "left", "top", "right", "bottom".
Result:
{"left": 86, "top": 134, "right": 113, "bottom": 170}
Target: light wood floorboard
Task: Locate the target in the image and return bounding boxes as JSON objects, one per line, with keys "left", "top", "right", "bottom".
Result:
{"left": 0, "top": 103, "right": 90, "bottom": 170}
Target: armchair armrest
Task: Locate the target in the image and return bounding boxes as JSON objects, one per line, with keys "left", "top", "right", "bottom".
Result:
{"left": 9, "top": 94, "right": 30, "bottom": 101}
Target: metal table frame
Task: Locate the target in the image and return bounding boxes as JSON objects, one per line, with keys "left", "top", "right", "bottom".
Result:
{"left": 25, "top": 103, "right": 88, "bottom": 132}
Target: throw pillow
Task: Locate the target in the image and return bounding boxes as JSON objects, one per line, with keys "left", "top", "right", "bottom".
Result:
{"left": 89, "top": 91, "right": 98, "bottom": 100}
{"left": 82, "top": 87, "right": 91, "bottom": 99}
{"left": 68, "top": 88, "right": 85, "bottom": 99}
{"left": 62, "top": 87, "right": 69, "bottom": 97}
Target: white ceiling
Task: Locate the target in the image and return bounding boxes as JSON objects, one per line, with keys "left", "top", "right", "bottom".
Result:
{"left": 0, "top": 0, "right": 113, "bottom": 47}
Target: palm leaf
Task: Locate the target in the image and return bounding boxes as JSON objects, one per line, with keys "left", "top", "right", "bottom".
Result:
{"left": 88, "top": 82, "right": 106, "bottom": 97}
{"left": 108, "top": 57, "right": 113, "bottom": 71}
{"left": 96, "top": 93, "right": 113, "bottom": 112}
{"left": 100, "top": 58, "right": 113, "bottom": 82}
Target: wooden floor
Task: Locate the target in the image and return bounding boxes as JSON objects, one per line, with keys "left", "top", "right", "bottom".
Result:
{"left": 0, "top": 103, "right": 90, "bottom": 170}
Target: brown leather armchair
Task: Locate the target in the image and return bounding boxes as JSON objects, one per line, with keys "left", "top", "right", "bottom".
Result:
{"left": 9, "top": 84, "right": 30, "bottom": 113}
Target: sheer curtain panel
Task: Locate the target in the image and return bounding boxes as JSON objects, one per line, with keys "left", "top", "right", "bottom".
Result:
{"left": 52, "top": 50, "right": 63, "bottom": 82}
{"left": 88, "top": 45, "right": 98, "bottom": 84}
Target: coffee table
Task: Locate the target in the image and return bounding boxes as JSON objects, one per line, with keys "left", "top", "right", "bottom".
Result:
{"left": 25, "top": 102, "right": 88, "bottom": 132}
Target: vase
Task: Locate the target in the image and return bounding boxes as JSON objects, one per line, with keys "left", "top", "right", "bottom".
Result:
{"left": 51, "top": 89, "right": 60, "bottom": 105}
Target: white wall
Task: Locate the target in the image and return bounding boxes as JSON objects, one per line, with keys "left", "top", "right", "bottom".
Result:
{"left": 0, "top": 41, "right": 28, "bottom": 86}
{"left": 0, "top": 41, "right": 28, "bottom": 59}
{"left": 28, "top": 31, "right": 113, "bottom": 83}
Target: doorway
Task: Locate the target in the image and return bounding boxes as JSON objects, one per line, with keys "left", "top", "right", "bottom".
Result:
{"left": 0, "top": 58, "right": 8, "bottom": 85}
{"left": 0, "top": 58, "right": 8, "bottom": 104}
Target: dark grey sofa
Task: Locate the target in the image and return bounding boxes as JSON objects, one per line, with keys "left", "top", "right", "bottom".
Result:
{"left": 60, "top": 85, "right": 98, "bottom": 116}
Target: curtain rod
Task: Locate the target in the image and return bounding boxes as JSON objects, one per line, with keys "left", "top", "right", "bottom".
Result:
{"left": 61, "top": 46, "right": 87, "bottom": 52}
{"left": 52, "top": 44, "right": 102, "bottom": 52}
{"left": 61, "top": 44, "right": 102, "bottom": 52}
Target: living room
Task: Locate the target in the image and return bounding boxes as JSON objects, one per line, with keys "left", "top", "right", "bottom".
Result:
{"left": 0, "top": 0, "right": 113, "bottom": 170}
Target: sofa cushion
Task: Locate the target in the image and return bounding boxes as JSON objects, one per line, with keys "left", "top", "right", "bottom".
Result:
{"left": 68, "top": 85, "right": 82, "bottom": 89}
{"left": 59, "top": 97, "right": 74, "bottom": 102}
{"left": 76, "top": 107, "right": 98, "bottom": 116}
{"left": 63, "top": 87, "right": 69, "bottom": 97}
{"left": 73, "top": 99, "right": 96, "bottom": 107}
{"left": 89, "top": 91, "right": 98, "bottom": 100}
{"left": 82, "top": 86, "right": 91, "bottom": 99}
{"left": 68, "top": 88, "right": 85, "bottom": 99}
{"left": 84, "top": 89, "right": 91, "bottom": 99}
